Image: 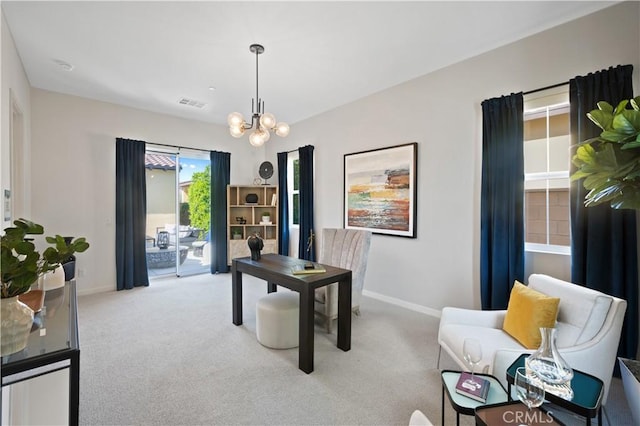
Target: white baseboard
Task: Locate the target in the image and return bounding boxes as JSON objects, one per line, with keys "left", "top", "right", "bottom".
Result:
{"left": 362, "top": 289, "right": 441, "bottom": 318}
{"left": 76, "top": 284, "right": 114, "bottom": 296}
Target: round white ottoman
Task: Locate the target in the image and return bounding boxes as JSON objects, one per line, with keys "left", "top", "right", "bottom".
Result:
{"left": 256, "top": 291, "right": 299, "bottom": 349}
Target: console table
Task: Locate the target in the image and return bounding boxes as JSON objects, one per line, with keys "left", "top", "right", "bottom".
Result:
{"left": 1, "top": 281, "right": 80, "bottom": 425}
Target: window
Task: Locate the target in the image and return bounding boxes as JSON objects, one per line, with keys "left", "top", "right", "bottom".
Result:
{"left": 288, "top": 153, "right": 300, "bottom": 226}
{"left": 524, "top": 90, "right": 571, "bottom": 254}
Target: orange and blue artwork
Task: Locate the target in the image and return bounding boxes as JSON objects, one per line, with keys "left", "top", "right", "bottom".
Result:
{"left": 344, "top": 143, "right": 417, "bottom": 238}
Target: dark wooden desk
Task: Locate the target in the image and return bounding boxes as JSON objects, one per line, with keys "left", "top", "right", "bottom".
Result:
{"left": 232, "top": 254, "right": 352, "bottom": 374}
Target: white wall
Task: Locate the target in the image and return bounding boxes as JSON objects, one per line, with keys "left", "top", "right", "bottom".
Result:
{"left": 29, "top": 89, "right": 266, "bottom": 294}
{"left": 11, "top": 2, "right": 640, "bottom": 306}
{"left": 1, "top": 10, "right": 32, "bottom": 227}
{"left": 266, "top": 1, "right": 640, "bottom": 312}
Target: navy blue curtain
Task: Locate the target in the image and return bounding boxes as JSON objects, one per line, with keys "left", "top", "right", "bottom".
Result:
{"left": 277, "top": 152, "right": 290, "bottom": 256}
{"left": 115, "top": 138, "right": 149, "bottom": 290}
{"left": 210, "top": 151, "right": 231, "bottom": 273}
{"left": 298, "top": 145, "right": 316, "bottom": 261}
{"left": 569, "top": 65, "right": 638, "bottom": 359}
{"left": 480, "top": 93, "right": 525, "bottom": 310}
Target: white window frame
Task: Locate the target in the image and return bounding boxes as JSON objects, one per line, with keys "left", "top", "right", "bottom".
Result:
{"left": 524, "top": 101, "right": 571, "bottom": 256}
{"left": 287, "top": 151, "right": 299, "bottom": 228}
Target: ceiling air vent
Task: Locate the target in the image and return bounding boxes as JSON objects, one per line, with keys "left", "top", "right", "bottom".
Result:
{"left": 178, "top": 98, "right": 206, "bottom": 109}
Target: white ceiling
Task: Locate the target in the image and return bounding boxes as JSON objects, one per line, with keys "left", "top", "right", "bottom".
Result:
{"left": 2, "top": 1, "right": 618, "bottom": 126}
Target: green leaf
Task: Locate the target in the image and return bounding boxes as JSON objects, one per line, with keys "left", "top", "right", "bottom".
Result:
{"left": 588, "top": 109, "right": 613, "bottom": 131}
{"left": 622, "top": 140, "right": 640, "bottom": 150}
{"left": 613, "top": 100, "right": 629, "bottom": 115}
{"left": 575, "top": 144, "right": 596, "bottom": 164}
{"left": 612, "top": 113, "right": 638, "bottom": 135}
{"left": 596, "top": 101, "right": 614, "bottom": 114}
{"left": 600, "top": 130, "right": 631, "bottom": 142}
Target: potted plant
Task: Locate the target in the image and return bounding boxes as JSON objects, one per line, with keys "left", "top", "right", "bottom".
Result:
{"left": 231, "top": 227, "right": 243, "bottom": 240}
{"left": 261, "top": 211, "right": 271, "bottom": 223}
{"left": 571, "top": 96, "right": 640, "bottom": 209}
{"left": 1, "top": 218, "right": 89, "bottom": 355}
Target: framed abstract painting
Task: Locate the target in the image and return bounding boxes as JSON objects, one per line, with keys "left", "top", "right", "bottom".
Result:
{"left": 343, "top": 142, "right": 417, "bottom": 238}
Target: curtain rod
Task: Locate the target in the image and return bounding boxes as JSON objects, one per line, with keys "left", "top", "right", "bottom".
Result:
{"left": 124, "top": 138, "right": 212, "bottom": 154}
{"left": 523, "top": 81, "right": 569, "bottom": 96}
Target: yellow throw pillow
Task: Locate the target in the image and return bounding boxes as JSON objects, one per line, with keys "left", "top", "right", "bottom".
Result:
{"left": 502, "top": 281, "right": 560, "bottom": 349}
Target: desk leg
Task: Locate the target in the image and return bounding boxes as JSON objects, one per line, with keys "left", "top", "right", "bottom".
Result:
{"left": 267, "top": 282, "right": 277, "bottom": 293}
{"left": 337, "top": 274, "right": 352, "bottom": 351}
{"left": 299, "top": 287, "right": 314, "bottom": 374}
{"left": 232, "top": 265, "right": 243, "bottom": 325}
{"left": 69, "top": 349, "right": 80, "bottom": 426}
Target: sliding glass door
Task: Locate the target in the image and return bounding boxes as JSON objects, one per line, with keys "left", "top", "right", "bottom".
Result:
{"left": 145, "top": 148, "right": 211, "bottom": 277}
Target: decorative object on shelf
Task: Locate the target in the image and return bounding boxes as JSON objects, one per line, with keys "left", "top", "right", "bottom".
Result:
{"left": 235, "top": 216, "right": 247, "bottom": 224}
{"left": 571, "top": 96, "right": 640, "bottom": 209}
{"left": 259, "top": 161, "right": 274, "bottom": 185}
{"left": 344, "top": 143, "right": 418, "bottom": 237}
{"left": 245, "top": 193, "right": 258, "bottom": 204}
{"left": 232, "top": 228, "right": 243, "bottom": 240}
{"left": 227, "top": 44, "right": 290, "bottom": 147}
{"left": 157, "top": 231, "right": 170, "bottom": 249}
{"left": 525, "top": 327, "right": 574, "bottom": 399}
{"left": 1, "top": 218, "right": 90, "bottom": 356}
{"left": 261, "top": 211, "right": 271, "bottom": 224}
{"left": 247, "top": 233, "right": 264, "bottom": 261}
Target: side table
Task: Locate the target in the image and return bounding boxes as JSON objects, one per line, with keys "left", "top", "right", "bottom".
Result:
{"left": 475, "top": 400, "right": 565, "bottom": 426}
{"left": 506, "top": 354, "right": 603, "bottom": 426}
{"left": 441, "top": 370, "right": 508, "bottom": 426}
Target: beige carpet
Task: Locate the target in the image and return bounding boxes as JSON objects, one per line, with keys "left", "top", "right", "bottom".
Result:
{"left": 77, "top": 273, "right": 634, "bottom": 425}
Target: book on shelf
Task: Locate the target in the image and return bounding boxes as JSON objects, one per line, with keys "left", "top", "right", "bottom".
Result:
{"left": 291, "top": 263, "right": 326, "bottom": 275}
{"left": 454, "top": 372, "right": 490, "bottom": 403}
{"left": 271, "top": 194, "right": 277, "bottom": 206}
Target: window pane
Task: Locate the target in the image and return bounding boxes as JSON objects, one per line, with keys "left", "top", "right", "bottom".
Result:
{"left": 524, "top": 137, "right": 547, "bottom": 174}
{"left": 292, "top": 193, "right": 299, "bottom": 225}
{"left": 525, "top": 178, "right": 569, "bottom": 247}
{"left": 525, "top": 187, "right": 548, "bottom": 244}
{"left": 524, "top": 108, "right": 569, "bottom": 174}
{"left": 293, "top": 159, "right": 300, "bottom": 191}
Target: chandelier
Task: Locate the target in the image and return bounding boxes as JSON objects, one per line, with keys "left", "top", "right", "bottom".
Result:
{"left": 228, "top": 44, "right": 289, "bottom": 147}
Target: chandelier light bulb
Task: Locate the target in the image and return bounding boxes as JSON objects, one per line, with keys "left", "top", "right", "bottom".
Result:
{"left": 249, "top": 131, "right": 266, "bottom": 147}
{"left": 229, "top": 125, "right": 245, "bottom": 138}
{"left": 275, "top": 122, "right": 290, "bottom": 137}
{"left": 260, "top": 113, "right": 277, "bottom": 130}
{"left": 227, "top": 112, "right": 245, "bottom": 127}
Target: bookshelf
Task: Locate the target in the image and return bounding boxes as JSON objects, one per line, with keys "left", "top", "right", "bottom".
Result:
{"left": 227, "top": 185, "right": 278, "bottom": 265}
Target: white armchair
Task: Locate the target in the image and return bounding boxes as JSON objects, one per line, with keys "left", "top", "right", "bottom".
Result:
{"left": 437, "top": 274, "right": 627, "bottom": 405}
{"left": 314, "top": 228, "right": 371, "bottom": 333}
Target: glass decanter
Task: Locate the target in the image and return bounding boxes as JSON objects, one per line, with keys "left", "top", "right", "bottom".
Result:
{"left": 525, "top": 327, "right": 574, "bottom": 400}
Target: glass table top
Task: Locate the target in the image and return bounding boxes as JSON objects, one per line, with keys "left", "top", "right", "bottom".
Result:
{"left": 442, "top": 370, "right": 509, "bottom": 410}
{"left": 1, "top": 281, "right": 78, "bottom": 370}
{"left": 506, "top": 354, "right": 603, "bottom": 411}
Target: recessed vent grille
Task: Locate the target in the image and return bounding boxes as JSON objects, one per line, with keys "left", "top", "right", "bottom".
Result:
{"left": 178, "top": 98, "right": 206, "bottom": 109}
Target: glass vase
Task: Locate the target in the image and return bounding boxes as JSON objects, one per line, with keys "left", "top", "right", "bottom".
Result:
{"left": 525, "top": 327, "right": 574, "bottom": 400}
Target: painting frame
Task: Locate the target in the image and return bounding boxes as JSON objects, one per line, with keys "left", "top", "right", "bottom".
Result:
{"left": 343, "top": 142, "right": 417, "bottom": 238}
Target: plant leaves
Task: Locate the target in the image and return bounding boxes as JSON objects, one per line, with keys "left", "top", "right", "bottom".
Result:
{"left": 588, "top": 109, "right": 613, "bottom": 131}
